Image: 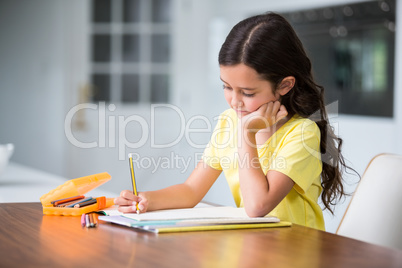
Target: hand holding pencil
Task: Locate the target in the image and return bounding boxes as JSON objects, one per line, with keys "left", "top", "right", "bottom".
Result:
{"left": 114, "top": 190, "right": 149, "bottom": 213}
{"left": 114, "top": 153, "right": 149, "bottom": 214}
{"left": 128, "top": 153, "right": 140, "bottom": 214}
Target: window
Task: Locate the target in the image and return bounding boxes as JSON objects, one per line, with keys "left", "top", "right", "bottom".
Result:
{"left": 90, "top": 0, "right": 172, "bottom": 104}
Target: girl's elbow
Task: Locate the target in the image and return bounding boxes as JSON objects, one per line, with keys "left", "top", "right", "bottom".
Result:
{"left": 246, "top": 211, "right": 266, "bottom": 218}
{"left": 244, "top": 203, "right": 271, "bottom": 218}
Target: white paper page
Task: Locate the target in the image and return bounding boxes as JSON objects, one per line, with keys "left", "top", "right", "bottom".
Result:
{"left": 98, "top": 205, "right": 123, "bottom": 216}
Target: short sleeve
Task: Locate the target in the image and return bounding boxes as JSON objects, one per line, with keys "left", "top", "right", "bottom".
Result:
{"left": 269, "top": 120, "right": 322, "bottom": 194}
{"left": 203, "top": 140, "right": 223, "bottom": 170}
{"left": 202, "top": 110, "right": 235, "bottom": 171}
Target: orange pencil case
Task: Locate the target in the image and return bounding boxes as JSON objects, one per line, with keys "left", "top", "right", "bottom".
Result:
{"left": 40, "top": 172, "right": 115, "bottom": 216}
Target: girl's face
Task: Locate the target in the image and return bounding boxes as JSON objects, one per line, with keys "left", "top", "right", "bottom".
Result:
{"left": 220, "top": 63, "right": 279, "bottom": 118}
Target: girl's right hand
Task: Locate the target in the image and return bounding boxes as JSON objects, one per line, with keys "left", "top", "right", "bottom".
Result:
{"left": 114, "top": 190, "right": 149, "bottom": 213}
{"left": 242, "top": 101, "right": 288, "bottom": 132}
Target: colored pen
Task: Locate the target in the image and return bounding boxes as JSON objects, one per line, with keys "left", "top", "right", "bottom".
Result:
{"left": 66, "top": 197, "right": 93, "bottom": 208}
{"left": 128, "top": 153, "right": 140, "bottom": 214}
{"left": 81, "top": 213, "right": 86, "bottom": 227}
{"left": 74, "top": 198, "right": 97, "bottom": 208}
{"left": 88, "top": 213, "right": 93, "bottom": 227}
{"left": 90, "top": 213, "right": 97, "bottom": 227}
{"left": 93, "top": 214, "right": 98, "bottom": 227}
{"left": 85, "top": 214, "right": 90, "bottom": 228}
{"left": 56, "top": 197, "right": 86, "bottom": 207}
{"left": 51, "top": 195, "right": 85, "bottom": 206}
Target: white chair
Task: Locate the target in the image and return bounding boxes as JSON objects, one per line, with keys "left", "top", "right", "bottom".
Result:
{"left": 336, "top": 153, "right": 402, "bottom": 250}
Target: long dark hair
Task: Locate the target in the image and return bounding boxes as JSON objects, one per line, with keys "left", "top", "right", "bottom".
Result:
{"left": 219, "top": 12, "right": 356, "bottom": 214}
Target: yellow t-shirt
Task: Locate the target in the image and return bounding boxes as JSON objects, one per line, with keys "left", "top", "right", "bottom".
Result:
{"left": 203, "top": 109, "right": 325, "bottom": 230}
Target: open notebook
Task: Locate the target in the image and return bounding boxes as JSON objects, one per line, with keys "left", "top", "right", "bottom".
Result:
{"left": 98, "top": 206, "right": 291, "bottom": 233}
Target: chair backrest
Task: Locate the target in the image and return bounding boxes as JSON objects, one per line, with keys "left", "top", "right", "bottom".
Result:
{"left": 336, "top": 153, "right": 402, "bottom": 250}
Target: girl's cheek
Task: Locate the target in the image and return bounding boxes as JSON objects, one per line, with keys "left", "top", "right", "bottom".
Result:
{"left": 246, "top": 100, "right": 261, "bottom": 112}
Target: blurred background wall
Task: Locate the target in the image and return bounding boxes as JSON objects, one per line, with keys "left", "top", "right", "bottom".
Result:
{"left": 0, "top": 0, "right": 401, "bottom": 232}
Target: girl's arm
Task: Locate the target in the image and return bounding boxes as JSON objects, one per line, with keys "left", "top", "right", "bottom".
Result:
{"left": 239, "top": 101, "right": 294, "bottom": 217}
{"left": 115, "top": 160, "right": 222, "bottom": 213}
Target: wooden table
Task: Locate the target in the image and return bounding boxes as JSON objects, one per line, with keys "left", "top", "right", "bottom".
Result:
{"left": 1, "top": 203, "right": 401, "bottom": 268}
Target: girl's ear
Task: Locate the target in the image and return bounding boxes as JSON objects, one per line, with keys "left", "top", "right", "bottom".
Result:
{"left": 277, "top": 76, "right": 295, "bottom": 96}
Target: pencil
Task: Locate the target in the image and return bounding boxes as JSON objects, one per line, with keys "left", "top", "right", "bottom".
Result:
{"left": 128, "top": 153, "right": 140, "bottom": 214}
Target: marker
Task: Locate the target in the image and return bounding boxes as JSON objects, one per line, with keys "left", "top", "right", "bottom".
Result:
{"left": 128, "top": 153, "right": 140, "bottom": 214}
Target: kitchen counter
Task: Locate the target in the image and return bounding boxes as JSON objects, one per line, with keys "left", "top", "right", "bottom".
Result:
{"left": 0, "top": 162, "right": 116, "bottom": 203}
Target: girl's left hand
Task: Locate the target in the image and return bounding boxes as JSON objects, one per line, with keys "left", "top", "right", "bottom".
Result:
{"left": 242, "top": 101, "right": 288, "bottom": 132}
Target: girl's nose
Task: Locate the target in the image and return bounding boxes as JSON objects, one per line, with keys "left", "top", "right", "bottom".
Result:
{"left": 231, "top": 92, "right": 243, "bottom": 108}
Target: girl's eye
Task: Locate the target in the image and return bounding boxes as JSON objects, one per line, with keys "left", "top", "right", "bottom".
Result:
{"left": 243, "top": 92, "right": 255, "bottom": 97}
{"left": 222, "top": 85, "right": 255, "bottom": 97}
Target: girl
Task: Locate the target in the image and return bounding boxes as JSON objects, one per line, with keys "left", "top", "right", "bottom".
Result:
{"left": 115, "top": 12, "right": 352, "bottom": 230}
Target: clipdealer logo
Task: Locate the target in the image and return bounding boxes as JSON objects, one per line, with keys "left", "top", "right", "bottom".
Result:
{"left": 64, "top": 102, "right": 220, "bottom": 160}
